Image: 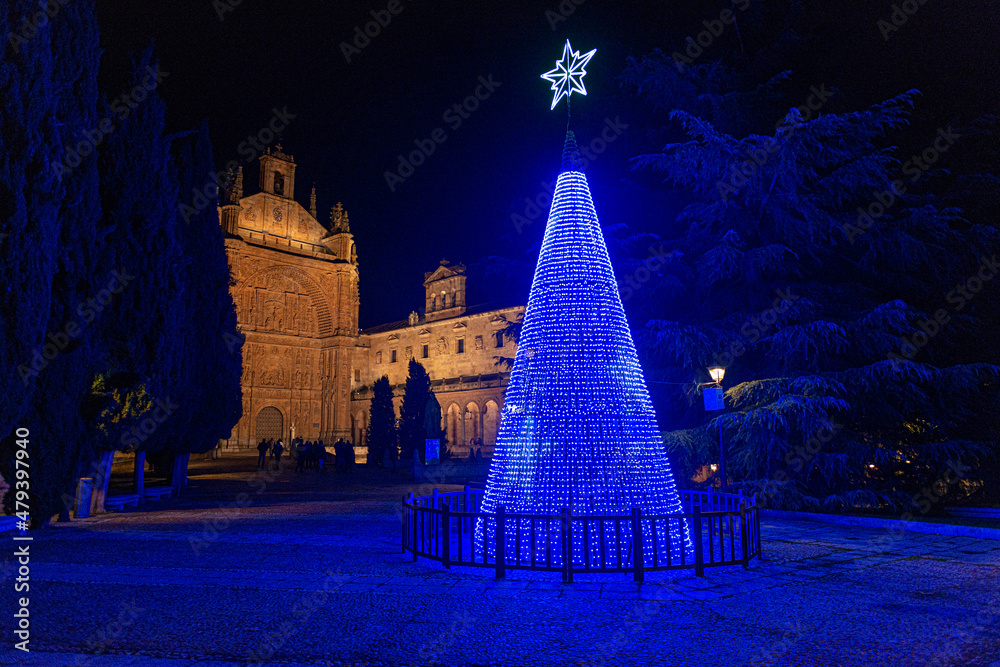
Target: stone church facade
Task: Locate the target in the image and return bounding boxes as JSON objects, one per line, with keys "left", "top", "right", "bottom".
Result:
{"left": 219, "top": 149, "right": 522, "bottom": 455}
{"left": 220, "top": 147, "right": 359, "bottom": 448}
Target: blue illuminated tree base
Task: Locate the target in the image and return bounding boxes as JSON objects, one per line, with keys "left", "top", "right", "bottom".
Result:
{"left": 477, "top": 158, "right": 692, "bottom": 563}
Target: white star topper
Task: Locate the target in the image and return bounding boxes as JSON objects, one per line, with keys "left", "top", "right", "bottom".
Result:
{"left": 541, "top": 40, "right": 597, "bottom": 111}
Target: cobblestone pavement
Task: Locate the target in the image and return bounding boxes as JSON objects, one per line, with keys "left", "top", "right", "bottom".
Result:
{"left": 2, "top": 455, "right": 999, "bottom": 667}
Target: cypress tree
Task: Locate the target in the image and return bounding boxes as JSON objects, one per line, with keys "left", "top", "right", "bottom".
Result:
{"left": 367, "top": 376, "right": 396, "bottom": 467}
{"left": 93, "top": 48, "right": 186, "bottom": 460}
{"left": 0, "top": 1, "right": 104, "bottom": 524}
{"left": 399, "top": 359, "right": 432, "bottom": 461}
{"left": 165, "top": 122, "right": 244, "bottom": 460}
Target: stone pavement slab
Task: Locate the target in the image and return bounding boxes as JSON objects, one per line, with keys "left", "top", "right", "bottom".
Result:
{"left": 4, "top": 455, "right": 999, "bottom": 667}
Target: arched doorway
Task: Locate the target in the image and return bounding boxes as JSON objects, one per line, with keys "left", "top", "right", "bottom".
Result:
{"left": 447, "top": 404, "right": 461, "bottom": 452}
{"left": 256, "top": 406, "right": 284, "bottom": 441}
{"left": 484, "top": 400, "right": 499, "bottom": 447}
{"left": 466, "top": 402, "right": 481, "bottom": 448}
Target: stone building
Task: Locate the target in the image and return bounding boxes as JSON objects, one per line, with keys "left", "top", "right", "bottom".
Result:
{"left": 351, "top": 261, "right": 523, "bottom": 457}
{"left": 220, "top": 147, "right": 359, "bottom": 447}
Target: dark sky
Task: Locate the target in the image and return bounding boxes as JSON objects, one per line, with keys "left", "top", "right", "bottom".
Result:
{"left": 95, "top": 0, "right": 1000, "bottom": 327}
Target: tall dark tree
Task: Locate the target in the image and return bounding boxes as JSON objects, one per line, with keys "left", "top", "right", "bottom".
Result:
{"left": 399, "top": 359, "right": 431, "bottom": 460}
{"left": 1, "top": 1, "right": 62, "bottom": 440}
{"left": 367, "top": 376, "right": 396, "bottom": 466}
{"left": 625, "top": 81, "right": 999, "bottom": 510}
{"left": 93, "top": 48, "right": 187, "bottom": 460}
{"left": 1, "top": 1, "right": 105, "bottom": 524}
{"left": 161, "top": 122, "right": 244, "bottom": 465}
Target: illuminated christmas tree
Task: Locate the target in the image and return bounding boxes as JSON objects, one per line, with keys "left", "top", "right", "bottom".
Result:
{"left": 478, "top": 42, "right": 691, "bottom": 566}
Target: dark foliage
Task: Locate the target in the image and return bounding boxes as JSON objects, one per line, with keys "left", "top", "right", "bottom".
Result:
{"left": 399, "top": 359, "right": 431, "bottom": 460}
{"left": 622, "top": 46, "right": 999, "bottom": 513}
{"left": 0, "top": 1, "right": 105, "bottom": 524}
{"left": 366, "top": 376, "right": 396, "bottom": 466}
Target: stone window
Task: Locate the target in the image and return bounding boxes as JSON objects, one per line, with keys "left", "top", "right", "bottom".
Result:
{"left": 495, "top": 331, "right": 505, "bottom": 348}
{"left": 354, "top": 369, "right": 361, "bottom": 382}
{"left": 457, "top": 338, "right": 465, "bottom": 354}
{"left": 273, "top": 172, "right": 284, "bottom": 196}
{"left": 422, "top": 344, "right": 429, "bottom": 359}
{"left": 390, "top": 349, "right": 398, "bottom": 363}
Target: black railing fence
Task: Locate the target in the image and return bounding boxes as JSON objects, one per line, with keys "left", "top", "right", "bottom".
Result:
{"left": 403, "top": 487, "right": 760, "bottom": 581}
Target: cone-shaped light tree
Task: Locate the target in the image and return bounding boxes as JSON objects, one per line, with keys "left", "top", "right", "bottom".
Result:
{"left": 479, "top": 72, "right": 692, "bottom": 563}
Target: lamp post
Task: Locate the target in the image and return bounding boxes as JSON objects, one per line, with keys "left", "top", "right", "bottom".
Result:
{"left": 705, "top": 366, "right": 726, "bottom": 490}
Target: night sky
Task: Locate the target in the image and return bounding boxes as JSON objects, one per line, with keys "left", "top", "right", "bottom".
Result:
{"left": 96, "top": 0, "right": 1000, "bottom": 327}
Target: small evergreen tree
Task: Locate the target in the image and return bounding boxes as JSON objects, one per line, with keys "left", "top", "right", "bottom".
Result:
{"left": 399, "top": 359, "right": 431, "bottom": 460}
{"left": 367, "top": 376, "right": 396, "bottom": 466}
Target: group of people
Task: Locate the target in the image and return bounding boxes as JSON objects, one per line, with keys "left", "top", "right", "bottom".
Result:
{"left": 292, "top": 438, "right": 328, "bottom": 472}
{"left": 332, "top": 438, "right": 355, "bottom": 473}
{"left": 255, "top": 437, "right": 356, "bottom": 473}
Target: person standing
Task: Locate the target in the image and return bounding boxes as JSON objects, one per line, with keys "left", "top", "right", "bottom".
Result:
{"left": 295, "top": 439, "right": 307, "bottom": 472}
{"left": 256, "top": 439, "right": 269, "bottom": 470}
{"left": 333, "top": 438, "right": 344, "bottom": 473}
{"left": 273, "top": 439, "right": 284, "bottom": 471}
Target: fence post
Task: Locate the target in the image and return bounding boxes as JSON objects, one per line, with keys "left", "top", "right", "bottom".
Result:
{"left": 754, "top": 493, "right": 761, "bottom": 557}
{"left": 561, "top": 507, "right": 573, "bottom": 583}
{"left": 707, "top": 485, "right": 713, "bottom": 511}
{"left": 464, "top": 484, "right": 472, "bottom": 531}
{"left": 411, "top": 498, "right": 418, "bottom": 563}
{"left": 740, "top": 505, "right": 749, "bottom": 569}
{"left": 495, "top": 505, "right": 506, "bottom": 581}
{"left": 442, "top": 503, "right": 451, "bottom": 568}
{"left": 401, "top": 494, "right": 406, "bottom": 555}
{"left": 632, "top": 508, "right": 645, "bottom": 584}
{"left": 694, "top": 506, "right": 704, "bottom": 578}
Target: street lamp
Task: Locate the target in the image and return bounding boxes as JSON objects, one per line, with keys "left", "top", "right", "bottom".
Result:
{"left": 703, "top": 366, "right": 727, "bottom": 490}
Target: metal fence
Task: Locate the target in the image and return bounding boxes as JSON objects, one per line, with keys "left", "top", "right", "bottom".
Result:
{"left": 402, "top": 487, "right": 761, "bottom": 581}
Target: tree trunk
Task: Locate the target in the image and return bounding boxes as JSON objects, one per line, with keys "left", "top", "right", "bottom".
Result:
{"left": 90, "top": 450, "right": 114, "bottom": 514}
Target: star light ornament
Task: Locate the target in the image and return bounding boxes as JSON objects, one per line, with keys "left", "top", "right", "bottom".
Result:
{"left": 541, "top": 40, "right": 597, "bottom": 111}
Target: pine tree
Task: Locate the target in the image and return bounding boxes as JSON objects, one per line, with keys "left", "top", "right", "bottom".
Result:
{"left": 398, "top": 359, "right": 431, "bottom": 461}
{"left": 627, "top": 80, "right": 999, "bottom": 511}
{"left": 367, "top": 376, "right": 396, "bottom": 467}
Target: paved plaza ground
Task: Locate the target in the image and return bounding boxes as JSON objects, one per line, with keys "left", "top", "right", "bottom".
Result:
{"left": 2, "top": 454, "right": 999, "bottom": 667}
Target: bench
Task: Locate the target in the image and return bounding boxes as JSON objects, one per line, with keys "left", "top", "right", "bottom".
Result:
{"left": 105, "top": 494, "right": 141, "bottom": 511}
{"left": 143, "top": 486, "right": 173, "bottom": 501}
